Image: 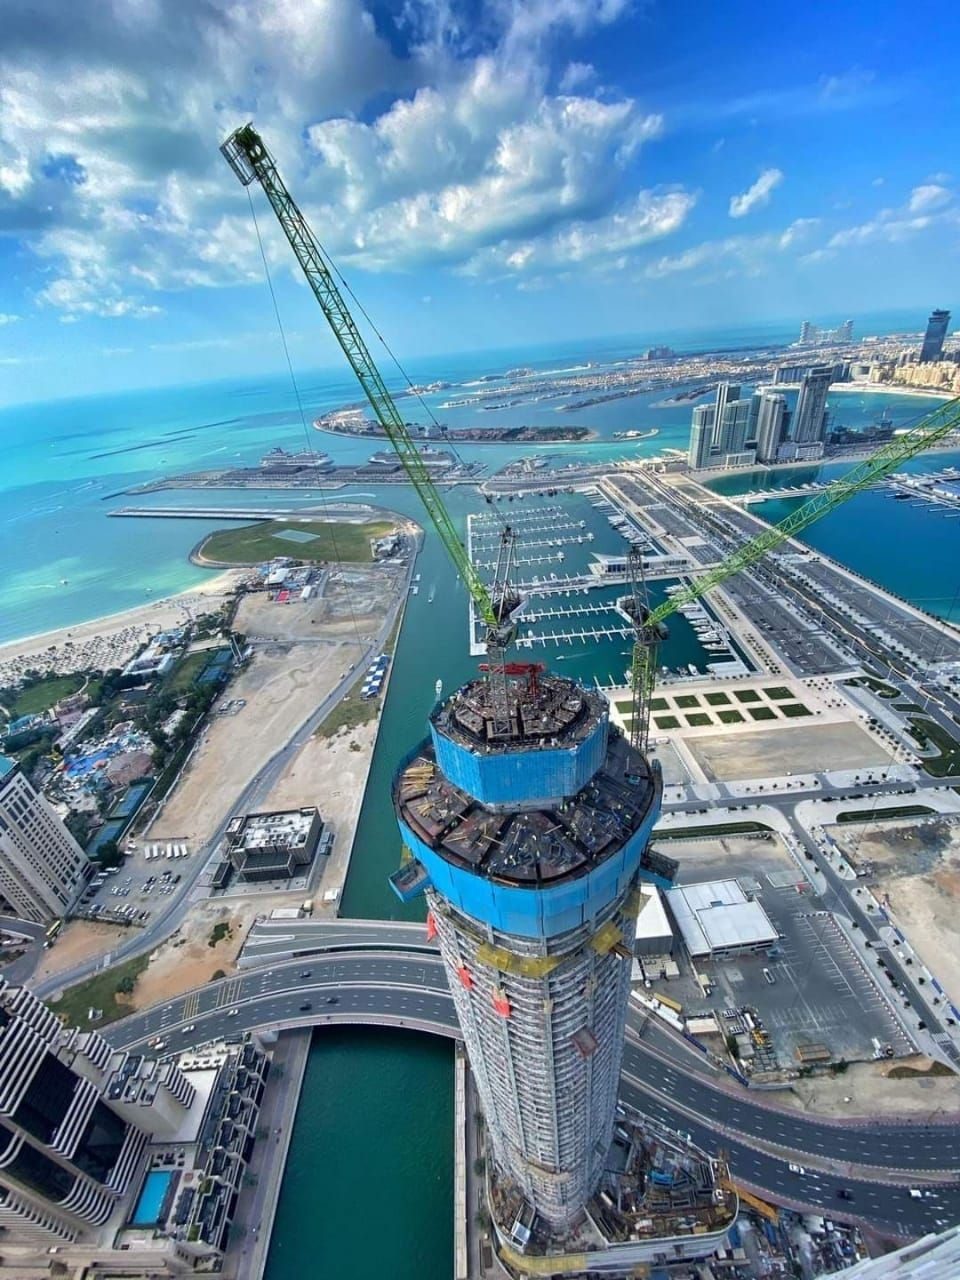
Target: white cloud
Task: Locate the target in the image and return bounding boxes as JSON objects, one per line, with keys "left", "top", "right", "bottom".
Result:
{"left": 645, "top": 218, "right": 817, "bottom": 280}
{"left": 826, "top": 185, "right": 956, "bottom": 251}
{"left": 0, "top": 313, "right": 19, "bottom": 325}
{"left": 559, "top": 61, "right": 596, "bottom": 92}
{"left": 463, "top": 188, "right": 696, "bottom": 276}
{"left": 908, "top": 183, "right": 952, "bottom": 214}
{"left": 728, "top": 168, "right": 783, "bottom": 219}
{"left": 0, "top": 0, "right": 678, "bottom": 317}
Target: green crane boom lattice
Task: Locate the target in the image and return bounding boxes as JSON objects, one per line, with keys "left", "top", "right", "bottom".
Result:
{"left": 627, "top": 393, "right": 960, "bottom": 751}
{"left": 220, "top": 123, "right": 499, "bottom": 631}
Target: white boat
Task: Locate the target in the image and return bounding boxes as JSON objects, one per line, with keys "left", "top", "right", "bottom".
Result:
{"left": 435, "top": 678, "right": 443, "bottom": 701}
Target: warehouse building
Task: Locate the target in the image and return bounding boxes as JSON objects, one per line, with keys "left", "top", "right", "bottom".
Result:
{"left": 665, "top": 879, "right": 778, "bottom": 960}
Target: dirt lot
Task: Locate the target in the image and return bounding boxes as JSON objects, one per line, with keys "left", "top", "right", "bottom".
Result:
{"left": 651, "top": 831, "right": 797, "bottom": 884}
{"left": 149, "top": 639, "right": 362, "bottom": 848}
{"left": 234, "top": 565, "right": 399, "bottom": 643}
{"left": 150, "top": 561, "right": 402, "bottom": 849}
{"left": 689, "top": 722, "right": 886, "bottom": 781}
{"left": 832, "top": 817, "right": 960, "bottom": 1007}
{"left": 260, "top": 717, "right": 379, "bottom": 899}
{"left": 781, "top": 1056, "right": 960, "bottom": 1118}
{"left": 33, "top": 920, "right": 130, "bottom": 983}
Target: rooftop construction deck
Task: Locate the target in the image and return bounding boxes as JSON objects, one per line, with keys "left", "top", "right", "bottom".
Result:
{"left": 395, "top": 728, "right": 660, "bottom": 886}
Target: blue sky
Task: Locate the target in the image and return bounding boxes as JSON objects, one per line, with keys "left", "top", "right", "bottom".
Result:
{"left": 0, "top": 0, "right": 957, "bottom": 405}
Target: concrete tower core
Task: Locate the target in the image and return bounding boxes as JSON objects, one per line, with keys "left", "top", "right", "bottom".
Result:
{"left": 390, "top": 671, "right": 666, "bottom": 1230}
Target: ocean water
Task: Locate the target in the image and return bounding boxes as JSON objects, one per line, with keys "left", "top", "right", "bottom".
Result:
{"left": 3, "top": 330, "right": 956, "bottom": 643}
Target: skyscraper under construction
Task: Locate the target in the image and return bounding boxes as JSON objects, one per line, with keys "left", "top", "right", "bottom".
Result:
{"left": 390, "top": 665, "right": 670, "bottom": 1230}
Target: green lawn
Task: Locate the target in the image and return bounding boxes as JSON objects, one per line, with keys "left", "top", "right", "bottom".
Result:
{"left": 734, "top": 689, "right": 761, "bottom": 703}
{"left": 653, "top": 715, "right": 680, "bottom": 730}
{"left": 908, "top": 716, "right": 960, "bottom": 778}
{"left": 656, "top": 820, "right": 772, "bottom": 840}
{"left": 674, "top": 694, "right": 700, "bottom": 709}
{"left": 763, "top": 686, "right": 794, "bottom": 701}
{"left": 748, "top": 705, "right": 777, "bottom": 721}
{"left": 615, "top": 700, "right": 634, "bottom": 714}
{"left": 779, "top": 703, "right": 813, "bottom": 718}
{"left": 199, "top": 519, "right": 395, "bottom": 566}
{"left": 836, "top": 805, "right": 935, "bottom": 824}
{"left": 685, "top": 712, "right": 711, "bottom": 726}
{"left": 165, "top": 651, "right": 210, "bottom": 695}
{"left": 649, "top": 697, "right": 669, "bottom": 712}
{"left": 717, "top": 709, "right": 744, "bottom": 724}
{"left": 3, "top": 673, "right": 86, "bottom": 717}
{"left": 50, "top": 953, "right": 151, "bottom": 1029}
{"left": 855, "top": 675, "right": 899, "bottom": 699}
{"left": 704, "top": 691, "right": 731, "bottom": 706}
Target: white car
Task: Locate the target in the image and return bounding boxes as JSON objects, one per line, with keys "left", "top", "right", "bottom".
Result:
{"left": 789, "top": 1163, "right": 806, "bottom": 1175}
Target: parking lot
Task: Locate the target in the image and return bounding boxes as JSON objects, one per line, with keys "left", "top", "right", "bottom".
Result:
{"left": 709, "top": 895, "right": 912, "bottom": 1066}
{"left": 73, "top": 840, "right": 193, "bottom": 929}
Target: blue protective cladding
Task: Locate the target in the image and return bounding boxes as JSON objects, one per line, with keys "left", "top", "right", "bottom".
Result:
{"left": 430, "top": 714, "right": 608, "bottom": 808}
{"left": 397, "top": 798, "right": 661, "bottom": 939}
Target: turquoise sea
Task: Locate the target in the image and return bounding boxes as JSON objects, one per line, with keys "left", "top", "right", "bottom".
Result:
{"left": 4, "top": 325, "right": 960, "bottom": 1277}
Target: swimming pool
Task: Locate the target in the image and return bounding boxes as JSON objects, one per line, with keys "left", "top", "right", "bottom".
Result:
{"left": 130, "top": 1169, "right": 174, "bottom": 1225}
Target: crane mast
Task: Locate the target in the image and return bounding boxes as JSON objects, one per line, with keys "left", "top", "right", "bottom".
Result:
{"left": 220, "top": 123, "right": 524, "bottom": 730}
{"left": 625, "top": 391, "right": 960, "bottom": 751}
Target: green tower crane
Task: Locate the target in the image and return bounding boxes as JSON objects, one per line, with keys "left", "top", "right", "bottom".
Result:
{"left": 621, "top": 390, "right": 960, "bottom": 753}
{"left": 221, "top": 121, "right": 960, "bottom": 757}
{"left": 220, "top": 123, "right": 522, "bottom": 733}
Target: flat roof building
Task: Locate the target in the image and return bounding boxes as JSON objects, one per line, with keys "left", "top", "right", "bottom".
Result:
{"left": 666, "top": 878, "right": 778, "bottom": 959}
{"left": 225, "top": 806, "right": 322, "bottom": 882}
{"left": 0, "top": 761, "right": 91, "bottom": 924}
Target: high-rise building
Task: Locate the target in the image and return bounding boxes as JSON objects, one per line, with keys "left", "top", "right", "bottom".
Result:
{"left": 716, "top": 395, "right": 756, "bottom": 456}
{"left": 711, "top": 382, "right": 740, "bottom": 447}
{"left": 390, "top": 673, "right": 668, "bottom": 1231}
{"left": 0, "top": 979, "right": 170, "bottom": 1239}
{"left": 687, "top": 404, "right": 715, "bottom": 469}
{"left": 755, "top": 392, "right": 787, "bottom": 463}
{"left": 920, "top": 309, "right": 951, "bottom": 363}
{"left": 799, "top": 320, "right": 816, "bottom": 344}
{"left": 837, "top": 318, "right": 854, "bottom": 343}
{"left": 0, "top": 760, "right": 90, "bottom": 923}
{"left": 792, "top": 366, "right": 833, "bottom": 444}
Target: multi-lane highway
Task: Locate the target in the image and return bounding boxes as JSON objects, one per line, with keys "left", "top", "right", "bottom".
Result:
{"left": 102, "top": 940, "right": 960, "bottom": 1239}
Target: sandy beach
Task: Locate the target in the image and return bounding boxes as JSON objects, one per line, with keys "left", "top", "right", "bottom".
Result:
{"left": 0, "top": 569, "right": 247, "bottom": 687}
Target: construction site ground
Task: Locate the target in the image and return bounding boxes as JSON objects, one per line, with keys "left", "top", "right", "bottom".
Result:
{"left": 778, "top": 1056, "right": 960, "bottom": 1119}
{"left": 689, "top": 722, "right": 886, "bottom": 782}
{"left": 150, "top": 565, "right": 400, "bottom": 850}
{"left": 830, "top": 816, "right": 960, "bottom": 1012}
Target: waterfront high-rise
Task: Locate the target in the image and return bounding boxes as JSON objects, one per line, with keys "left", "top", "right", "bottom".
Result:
{"left": 0, "top": 759, "right": 90, "bottom": 923}
{"left": 390, "top": 672, "right": 666, "bottom": 1232}
{"left": 755, "top": 392, "right": 787, "bottom": 462}
{"left": 792, "top": 366, "right": 833, "bottom": 443}
{"left": 712, "top": 382, "right": 740, "bottom": 447}
{"left": 920, "top": 309, "right": 951, "bottom": 363}
{"left": 688, "top": 404, "right": 715, "bottom": 469}
{"left": 715, "top": 395, "right": 756, "bottom": 456}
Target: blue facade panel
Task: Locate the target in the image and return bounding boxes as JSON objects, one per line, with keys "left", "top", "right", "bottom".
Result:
{"left": 430, "top": 716, "right": 608, "bottom": 808}
{"left": 397, "top": 799, "right": 662, "bottom": 939}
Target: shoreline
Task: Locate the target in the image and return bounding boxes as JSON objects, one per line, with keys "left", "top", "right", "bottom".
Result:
{"left": 0, "top": 570, "right": 245, "bottom": 676}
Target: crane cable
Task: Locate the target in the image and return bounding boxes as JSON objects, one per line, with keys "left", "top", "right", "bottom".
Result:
{"left": 312, "top": 235, "right": 510, "bottom": 532}
{"left": 246, "top": 188, "right": 367, "bottom": 654}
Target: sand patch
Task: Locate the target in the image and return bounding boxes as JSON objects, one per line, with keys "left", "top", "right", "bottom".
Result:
{"left": 689, "top": 722, "right": 886, "bottom": 782}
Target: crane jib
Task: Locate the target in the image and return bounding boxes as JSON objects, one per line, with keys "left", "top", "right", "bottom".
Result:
{"left": 220, "top": 124, "right": 499, "bottom": 630}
